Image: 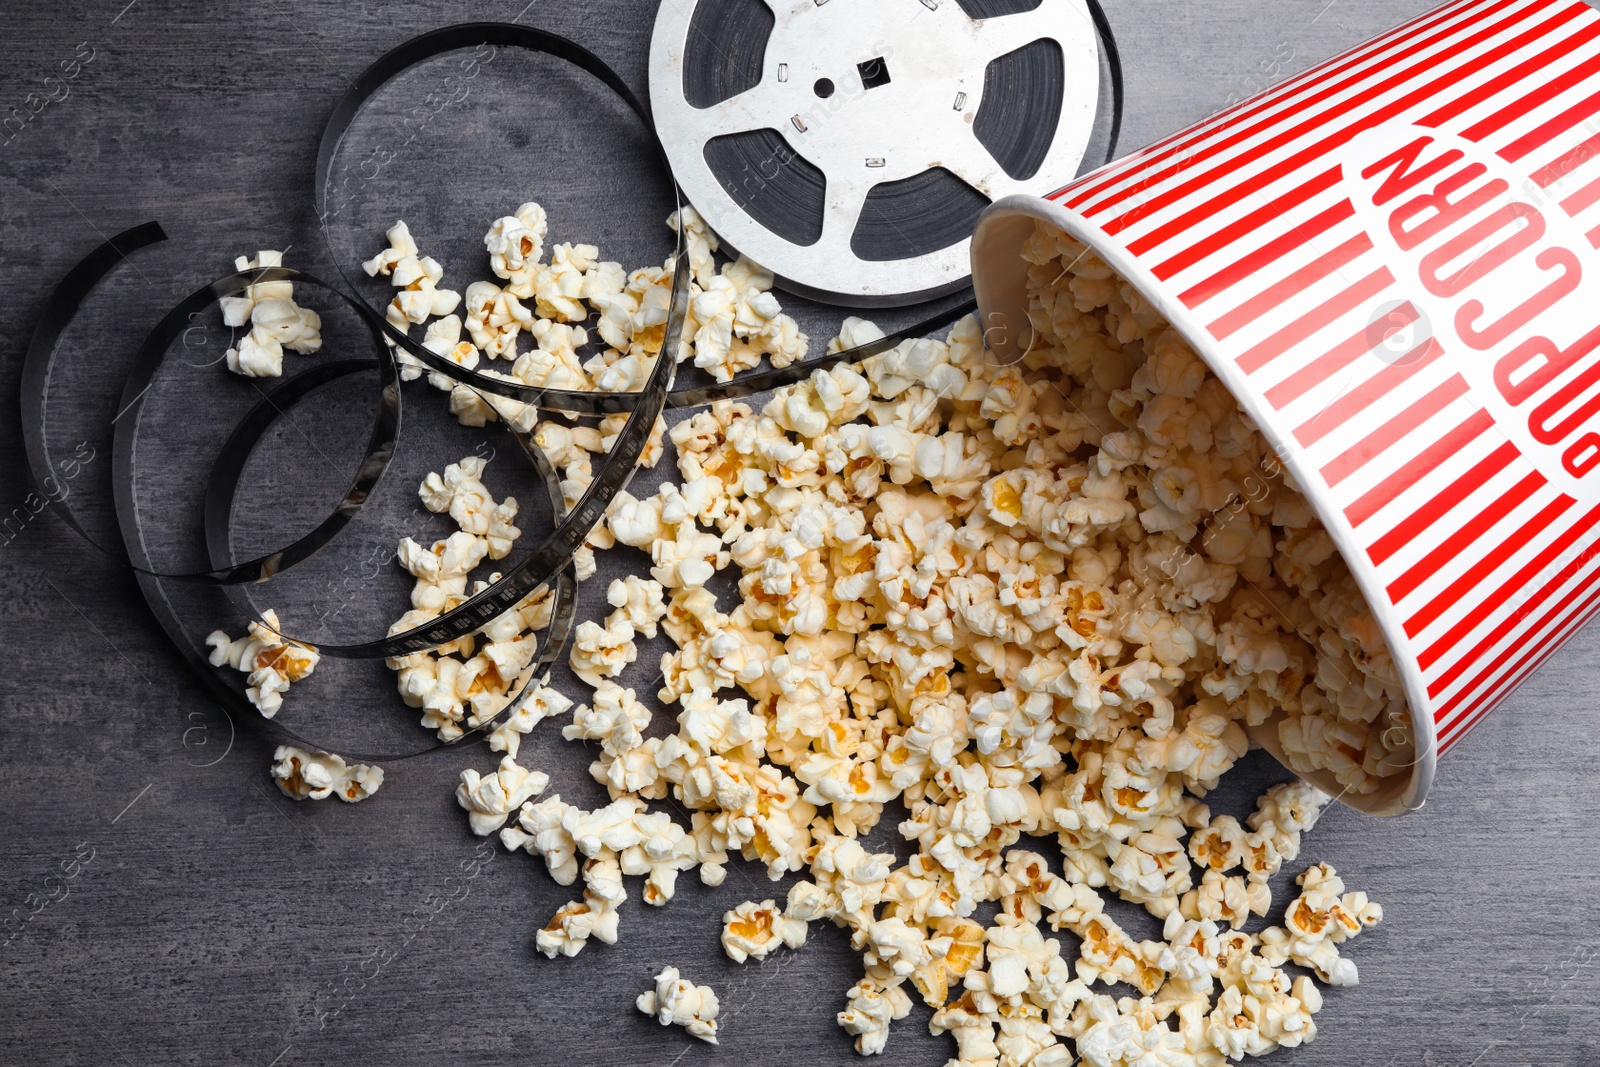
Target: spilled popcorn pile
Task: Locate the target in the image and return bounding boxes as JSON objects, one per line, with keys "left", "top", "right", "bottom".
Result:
{"left": 210, "top": 205, "right": 1405, "bottom": 1064}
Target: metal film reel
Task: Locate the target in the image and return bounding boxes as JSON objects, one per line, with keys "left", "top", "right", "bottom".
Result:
{"left": 649, "top": 0, "right": 1103, "bottom": 306}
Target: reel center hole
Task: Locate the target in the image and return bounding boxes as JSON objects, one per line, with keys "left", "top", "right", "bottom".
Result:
{"left": 814, "top": 77, "right": 835, "bottom": 98}
{"left": 857, "top": 56, "right": 891, "bottom": 90}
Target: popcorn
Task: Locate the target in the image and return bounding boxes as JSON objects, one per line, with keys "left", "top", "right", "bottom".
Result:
{"left": 412, "top": 313, "right": 482, "bottom": 393}
{"left": 270, "top": 745, "right": 382, "bottom": 802}
{"left": 537, "top": 891, "right": 621, "bottom": 958}
{"left": 930, "top": 994, "right": 1001, "bottom": 1065}
{"left": 419, "top": 455, "right": 497, "bottom": 533}
{"left": 605, "top": 575, "right": 667, "bottom": 638}
{"left": 1180, "top": 868, "right": 1271, "bottom": 928}
{"left": 462, "top": 280, "right": 534, "bottom": 359}
{"left": 1257, "top": 862, "right": 1382, "bottom": 986}
{"left": 364, "top": 220, "right": 461, "bottom": 332}
{"left": 501, "top": 794, "right": 581, "bottom": 885}
{"left": 622, "top": 811, "right": 699, "bottom": 905}
{"left": 222, "top": 251, "right": 322, "bottom": 378}
{"left": 650, "top": 518, "right": 728, "bottom": 590}
{"left": 484, "top": 201, "right": 548, "bottom": 294}
{"left": 409, "top": 457, "right": 521, "bottom": 563}
{"left": 586, "top": 348, "right": 654, "bottom": 393}
{"left": 667, "top": 206, "right": 718, "bottom": 289}
{"left": 563, "top": 680, "right": 650, "bottom": 754}
{"left": 456, "top": 755, "right": 549, "bottom": 836}
{"left": 206, "top": 609, "right": 319, "bottom": 718}
{"left": 766, "top": 365, "right": 871, "bottom": 439}
{"left": 355, "top": 208, "right": 1402, "bottom": 1065}
{"left": 249, "top": 298, "right": 322, "bottom": 356}
{"left": 637, "top": 966, "right": 721, "bottom": 1044}
{"left": 219, "top": 250, "right": 292, "bottom": 322}
{"left": 721, "top": 898, "right": 807, "bottom": 963}
{"left": 362, "top": 221, "right": 419, "bottom": 278}
{"left": 397, "top": 531, "right": 486, "bottom": 609}
{"left": 1240, "top": 780, "right": 1329, "bottom": 885}
{"left": 909, "top": 914, "right": 986, "bottom": 1006}
{"left": 837, "top": 979, "right": 912, "bottom": 1056}
{"left": 384, "top": 459, "right": 569, "bottom": 742}
{"left": 533, "top": 242, "right": 599, "bottom": 322}
{"left": 489, "top": 684, "right": 572, "bottom": 759}
{"left": 568, "top": 618, "right": 638, "bottom": 687}
{"left": 224, "top": 331, "right": 284, "bottom": 378}
{"left": 690, "top": 256, "right": 807, "bottom": 381}
{"left": 1106, "top": 830, "right": 1192, "bottom": 919}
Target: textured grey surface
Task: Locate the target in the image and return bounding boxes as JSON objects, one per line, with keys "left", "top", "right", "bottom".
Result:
{"left": 2, "top": 1, "right": 1597, "bottom": 1065}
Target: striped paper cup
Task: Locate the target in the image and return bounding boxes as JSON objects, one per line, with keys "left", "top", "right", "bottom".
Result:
{"left": 971, "top": 0, "right": 1600, "bottom": 815}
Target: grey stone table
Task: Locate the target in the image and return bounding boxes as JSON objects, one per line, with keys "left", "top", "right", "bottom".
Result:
{"left": 1, "top": 1, "right": 1595, "bottom": 1065}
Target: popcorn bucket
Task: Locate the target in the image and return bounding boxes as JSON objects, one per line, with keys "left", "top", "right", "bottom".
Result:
{"left": 972, "top": 0, "right": 1600, "bottom": 815}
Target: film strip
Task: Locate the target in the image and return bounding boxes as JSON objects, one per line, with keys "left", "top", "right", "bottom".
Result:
{"left": 26, "top": 222, "right": 579, "bottom": 761}
{"left": 22, "top": 15, "right": 1124, "bottom": 760}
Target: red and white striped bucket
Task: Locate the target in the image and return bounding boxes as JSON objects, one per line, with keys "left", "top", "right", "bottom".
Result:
{"left": 972, "top": 0, "right": 1600, "bottom": 815}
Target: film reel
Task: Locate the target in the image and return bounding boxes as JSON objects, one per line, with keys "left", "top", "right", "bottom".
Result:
{"left": 650, "top": 0, "right": 1107, "bottom": 306}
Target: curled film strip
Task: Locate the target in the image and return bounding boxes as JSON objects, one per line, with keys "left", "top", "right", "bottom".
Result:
{"left": 21, "top": 16, "right": 1124, "bottom": 761}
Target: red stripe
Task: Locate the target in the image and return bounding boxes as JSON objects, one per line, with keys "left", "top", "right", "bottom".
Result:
{"left": 1506, "top": 86, "right": 1600, "bottom": 166}
{"left": 1588, "top": 221, "right": 1600, "bottom": 248}
{"left": 1110, "top": 2, "right": 1568, "bottom": 237}
{"left": 1083, "top": 0, "right": 1532, "bottom": 226}
{"left": 1205, "top": 234, "right": 1375, "bottom": 340}
{"left": 1423, "top": 502, "right": 1600, "bottom": 684}
{"left": 1174, "top": 200, "right": 1356, "bottom": 303}
{"left": 1061, "top": 0, "right": 1492, "bottom": 212}
{"left": 1305, "top": 342, "right": 1459, "bottom": 451}
{"left": 1155, "top": 10, "right": 1600, "bottom": 286}
{"left": 1438, "top": 568, "right": 1600, "bottom": 743}
{"left": 1440, "top": 684, "right": 1507, "bottom": 748}
{"left": 1438, "top": 570, "right": 1600, "bottom": 743}
{"left": 1267, "top": 316, "right": 1395, "bottom": 409}
{"left": 1153, "top": 170, "right": 1343, "bottom": 284}
{"left": 1389, "top": 470, "right": 1545, "bottom": 606}
{"left": 1368, "top": 440, "right": 1521, "bottom": 564}
{"left": 1265, "top": 307, "right": 1415, "bottom": 409}
{"left": 1073, "top": 0, "right": 1523, "bottom": 222}
{"left": 1560, "top": 172, "right": 1600, "bottom": 214}
{"left": 1315, "top": 375, "right": 1467, "bottom": 485}
{"left": 1233, "top": 266, "right": 1393, "bottom": 374}
{"left": 1440, "top": 688, "right": 1505, "bottom": 749}
{"left": 1115, "top": 7, "right": 1585, "bottom": 255}
{"left": 1439, "top": 677, "right": 1509, "bottom": 747}
{"left": 1295, "top": 335, "right": 1449, "bottom": 450}
{"left": 1530, "top": 128, "right": 1600, "bottom": 187}
{"left": 1264, "top": 331, "right": 1374, "bottom": 409}
{"left": 1419, "top": 13, "right": 1600, "bottom": 128}
{"left": 1345, "top": 410, "right": 1496, "bottom": 527}
{"left": 1428, "top": 553, "right": 1600, "bottom": 709}
{"left": 1404, "top": 492, "right": 1573, "bottom": 635}
{"left": 1441, "top": 690, "right": 1502, "bottom": 746}
{"left": 1450, "top": 589, "right": 1599, "bottom": 738}
{"left": 1468, "top": 55, "right": 1600, "bottom": 154}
